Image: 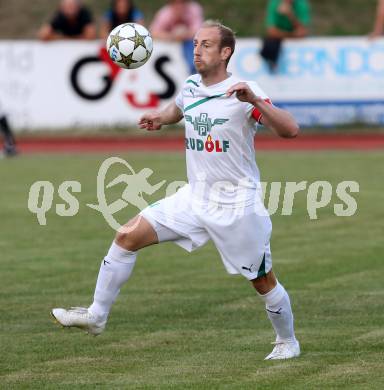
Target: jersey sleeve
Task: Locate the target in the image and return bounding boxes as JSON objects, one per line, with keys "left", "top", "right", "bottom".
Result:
{"left": 175, "top": 75, "right": 201, "bottom": 112}
{"left": 266, "top": 0, "right": 278, "bottom": 28}
{"left": 295, "top": 0, "right": 311, "bottom": 26}
{"left": 245, "top": 82, "right": 272, "bottom": 124}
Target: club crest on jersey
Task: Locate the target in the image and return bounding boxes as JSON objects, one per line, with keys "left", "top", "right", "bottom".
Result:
{"left": 185, "top": 113, "right": 229, "bottom": 136}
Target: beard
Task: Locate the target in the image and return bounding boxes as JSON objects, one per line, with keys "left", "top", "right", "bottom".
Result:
{"left": 194, "top": 59, "right": 220, "bottom": 76}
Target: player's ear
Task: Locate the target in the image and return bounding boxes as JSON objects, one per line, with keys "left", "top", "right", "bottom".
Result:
{"left": 221, "top": 47, "right": 232, "bottom": 63}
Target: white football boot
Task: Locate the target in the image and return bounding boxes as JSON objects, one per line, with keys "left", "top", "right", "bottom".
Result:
{"left": 264, "top": 339, "right": 300, "bottom": 360}
{"left": 51, "top": 307, "right": 106, "bottom": 336}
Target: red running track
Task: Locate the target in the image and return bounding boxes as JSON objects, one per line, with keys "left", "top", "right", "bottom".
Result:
{"left": 12, "top": 133, "right": 384, "bottom": 153}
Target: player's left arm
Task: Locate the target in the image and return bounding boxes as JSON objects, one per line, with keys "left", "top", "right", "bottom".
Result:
{"left": 226, "top": 82, "right": 299, "bottom": 138}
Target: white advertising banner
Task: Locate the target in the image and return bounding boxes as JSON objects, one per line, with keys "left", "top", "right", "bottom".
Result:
{"left": 233, "top": 37, "right": 384, "bottom": 126}
{"left": 0, "top": 37, "right": 383, "bottom": 130}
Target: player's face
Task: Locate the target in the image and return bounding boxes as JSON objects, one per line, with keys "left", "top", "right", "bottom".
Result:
{"left": 193, "top": 27, "right": 224, "bottom": 74}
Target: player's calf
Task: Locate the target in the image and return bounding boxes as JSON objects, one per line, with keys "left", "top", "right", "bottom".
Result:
{"left": 252, "top": 271, "right": 300, "bottom": 360}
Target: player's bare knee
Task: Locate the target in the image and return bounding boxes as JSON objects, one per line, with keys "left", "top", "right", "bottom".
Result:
{"left": 114, "top": 231, "right": 132, "bottom": 250}
{"left": 115, "top": 215, "right": 158, "bottom": 251}
{"left": 251, "top": 271, "right": 277, "bottom": 295}
{"left": 251, "top": 275, "right": 268, "bottom": 294}
{"left": 113, "top": 216, "right": 140, "bottom": 248}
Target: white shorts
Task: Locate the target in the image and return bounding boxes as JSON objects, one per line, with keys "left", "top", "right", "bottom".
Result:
{"left": 140, "top": 184, "right": 272, "bottom": 280}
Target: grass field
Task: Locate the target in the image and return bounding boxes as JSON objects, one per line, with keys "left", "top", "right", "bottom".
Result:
{"left": 0, "top": 150, "right": 383, "bottom": 389}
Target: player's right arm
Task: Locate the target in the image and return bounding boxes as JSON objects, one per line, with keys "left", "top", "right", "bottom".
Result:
{"left": 138, "top": 102, "right": 183, "bottom": 131}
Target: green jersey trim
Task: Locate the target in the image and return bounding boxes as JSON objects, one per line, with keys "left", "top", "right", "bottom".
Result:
{"left": 184, "top": 93, "right": 226, "bottom": 113}
{"left": 186, "top": 79, "right": 199, "bottom": 87}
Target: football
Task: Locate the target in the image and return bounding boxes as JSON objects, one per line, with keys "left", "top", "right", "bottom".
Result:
{"left": 106, "top": 23, "right": 153, "bottom": 69}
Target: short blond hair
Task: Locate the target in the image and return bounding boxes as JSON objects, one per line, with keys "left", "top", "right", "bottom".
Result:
{"left": 201, "top": 20, "right": 236, "bottom": 65}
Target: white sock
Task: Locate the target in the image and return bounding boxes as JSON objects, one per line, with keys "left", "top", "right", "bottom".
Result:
{"left": 89, "top": 242, "right": 137, "bottom": 322}
{"left": 258, "top": 282, "right": 296, "bottom": 342}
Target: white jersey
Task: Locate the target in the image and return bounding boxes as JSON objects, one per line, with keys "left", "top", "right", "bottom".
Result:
{"left": 175, "top": 73, "right": 270, "bottom": 206}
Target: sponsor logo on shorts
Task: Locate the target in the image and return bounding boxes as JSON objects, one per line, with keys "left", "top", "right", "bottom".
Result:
{"left": 241, "top": 264, "right": 258, "bottom": 273}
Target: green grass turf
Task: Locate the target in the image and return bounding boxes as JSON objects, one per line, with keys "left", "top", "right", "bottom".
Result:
{"left": 0, "top": 150, "right": 383, "bottom": 389}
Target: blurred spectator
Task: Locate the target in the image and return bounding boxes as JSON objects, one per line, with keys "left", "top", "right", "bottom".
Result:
{"left": 370, "top": 0, "right": 384, "bottom": 38}
{"left": 100, "top": 0, "right": 145, "bottom": 39}
{"left": 38, "top": 0, "right": 96, "bottom": 41}
{"left": 150, "top": 0, "right": 203, "bottom": 74}
{"left": 260, "top": 0, "right": 310, "bottom": 72}
{"left": 0, "top": 110, "right": 17, "bottom": 157}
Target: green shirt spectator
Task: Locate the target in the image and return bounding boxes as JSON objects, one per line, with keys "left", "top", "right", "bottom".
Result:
{"left": 261, "top": 0, "right": 310, "bottom": 72}
{"left": 266, "top": 0, "right": 310, "bottom": 37}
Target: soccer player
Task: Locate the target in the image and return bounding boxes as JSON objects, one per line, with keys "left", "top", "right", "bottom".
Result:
{"left": 52, "top": 21, "right": 300, "bottom": 360}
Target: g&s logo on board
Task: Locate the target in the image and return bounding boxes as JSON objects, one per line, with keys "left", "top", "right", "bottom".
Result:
{"left": 70, "top": 47, "right": 177, "bottom": 109}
